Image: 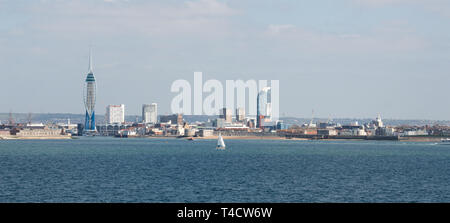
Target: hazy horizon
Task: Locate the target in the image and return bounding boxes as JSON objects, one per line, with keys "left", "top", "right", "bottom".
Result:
{"left": 2, "top": 112, "right": 450, "bottom": 123}
{"left": 1, "top": 0, "right": 450, "bottom": 119}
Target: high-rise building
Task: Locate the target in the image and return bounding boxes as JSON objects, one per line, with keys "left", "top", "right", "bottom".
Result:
{"left": 220, "top": 108, "right": 232, "bottom": 123}
{"left": 236, "top": 107, "right": 245, "bottom": 122}
{"left": 142, "top": 103, "right": 158, "bottom": 124}
{"left": 257, "top": 87, "right": 271, "bottom": 128}
{"left": 106, "top": 104, "right": 125, "bottom": 124}
{"left": 83, "top": 49, "right": 97, "bottom": 134}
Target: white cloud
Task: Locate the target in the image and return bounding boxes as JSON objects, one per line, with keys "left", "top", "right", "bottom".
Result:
{"left": 184, "top": 0, "right": 237, "bottom": 17}
{"left": 263, "top": 23, "right": 427, "bottom": 54}
{"left": 338, "top": 34, "right": 361, "bottom": 39}
{"left": 29, "top": 0, "right": 238, "bottom": 38}
{"left": 266, "top": 24, "right": 296, "bottom": 35}
{"left": 353, "top": 0, "right": 450, "bottom": 17}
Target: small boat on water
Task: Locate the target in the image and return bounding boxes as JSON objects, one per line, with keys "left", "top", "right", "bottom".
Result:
{"left": 216, "top": 133, "right": 226, "bottom": 150}
{"left": 440, "top": 138, "right": 450, "bottom": 145}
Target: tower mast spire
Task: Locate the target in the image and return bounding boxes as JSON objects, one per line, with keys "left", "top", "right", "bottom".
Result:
{"left": 88, "top": 46, "right": 93, "bottom": 74}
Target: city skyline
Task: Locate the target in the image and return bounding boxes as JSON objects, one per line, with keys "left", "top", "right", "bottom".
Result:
{"left": 1, "top": 0, "right": 450, "bottom": 119}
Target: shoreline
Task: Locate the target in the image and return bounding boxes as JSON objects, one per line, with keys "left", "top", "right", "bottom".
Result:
{"left": 1, "top": 135, "right": 444, "bottom": 142}
{"left": 154, "top": 135, "right": 445, "bottom": 142}
{"left": 0, "top": 136, "right": 72, "bottom": 140}
{"left": 146, "top": 135, "right": 441, "bottom": 142}
{"left": 144, "top": 135, "right": 308, "bottom": 140}
{"left": 195, "top": 136, "right": 309, "bottom": 140}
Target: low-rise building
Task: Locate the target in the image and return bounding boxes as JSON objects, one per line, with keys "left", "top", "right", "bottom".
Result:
{"left": 317, "top": 129, "right": 338, "bottom": 136}
{"left": 184, "top": 128, "right": 196, "bottom": 137}
{"left": 198, "top": 129, "right": 214, "bottom": 137}
{"left": 397, "top": 129, "right": 428, "bottom": 136}
{"left": 0, "top": 130, "right": 11, "bottom": 136}
{"left": 15, "top": 129, "right": 63, "bottom": 137}
{"left": 376, "top": 127, "right": 396, "bottom": 136}
{"left": 97, "top": 124, "right": 132, "bottom": 136}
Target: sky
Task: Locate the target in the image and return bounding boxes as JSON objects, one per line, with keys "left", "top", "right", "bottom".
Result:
{"left": 1, "top": 0, "right": 450, "bottom": 120}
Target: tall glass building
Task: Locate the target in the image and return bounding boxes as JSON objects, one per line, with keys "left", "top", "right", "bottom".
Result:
{"left": 257, "top": 87, "right": 271, "bottom": 128}
{"left": 83, "top": 50, "right": 97, "bottom": 134}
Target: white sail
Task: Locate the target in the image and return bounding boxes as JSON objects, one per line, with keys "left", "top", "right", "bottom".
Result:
{"left": 217, "top": 133, "right": 226, "bottom": 149}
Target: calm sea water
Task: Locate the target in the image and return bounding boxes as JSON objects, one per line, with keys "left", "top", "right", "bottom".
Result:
{"left": 0, "top": 137, "right": 449, "bottom": 202}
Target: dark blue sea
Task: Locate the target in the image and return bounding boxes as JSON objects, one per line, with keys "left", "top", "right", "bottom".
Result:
{"left": 0, "top": 137, "right": 449, "bottom": 202}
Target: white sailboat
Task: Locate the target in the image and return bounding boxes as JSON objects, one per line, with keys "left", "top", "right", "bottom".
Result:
{"left": 217, "top": 133, "right": 226, "bottom": 150}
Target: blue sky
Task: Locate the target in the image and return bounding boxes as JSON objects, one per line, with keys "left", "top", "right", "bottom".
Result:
{"left": 1, "top": 0, "right": 450, "bottom": 119}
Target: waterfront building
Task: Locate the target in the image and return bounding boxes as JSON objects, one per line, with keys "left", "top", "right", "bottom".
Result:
{"left": 317, "top": 129, "right": 338, "bottom": 136}
{"left": 220, "top": 108, "right": 232, "bottom": 123}
{"left": 236, "top": 107, "right": 245, "bottom": 122}
{"left": 318, "top": 122, "right": 337, "bottom": 129}
{"left": 15, "top": 129, "right": 63, "bottom": 137}
{"left": 373, "top": 114, "right": 384, "bottom": 128}
{"left": 397, "top": 129, "right": 429, "bottom": 136}
{"left": 57, "top": 119, "right": 78, "bottom": 135}
{"left": 376, "top": 127, "right": 395, "bottom": 136}
{"left": 257, "top": 87, "right": 272, "bottom": 128}
{"left": 177, "top": 126, "right": 185, "bottom": 136}
{"left": 184, "top": 128, "right": 196, "bottom": 137}
{"left": 247, "top": 119, "right": 256, "bottom": 129}
{"left": 337, "top": 125, "right": 367, "bottom": 136}
{"left": 198, "top": 129, "right": 214, "bottom": 137}
{"left": 214, "top": 118, "right": 226, "bottom": 128}
{"left": 97, "top": 123, "right": 132, "bottom": 136}
{"left": 105, "top": 104, "right": 125, "bottom": 124}
{"left": 57, "top": 119, "right": 78, "bottom": 130}
{"left": 83, "top": 49, "right": 97, "bottom": 134}
{"left": 160, "top": 114, "right": 183, "bottom": 125}
{"left": 142, "top": 103, "right": 158, "bottom": 124}
{"left": 25, "top": 123, "right": 45, "bottom": 129}
{"left": 365, "top": 126, "right": 377, "bottom": 136}
{"left": 276, "top": 120, "right": 289, "bottom": 130}
{"left": 0, "top": 130, "right": 11, "bottom": 137}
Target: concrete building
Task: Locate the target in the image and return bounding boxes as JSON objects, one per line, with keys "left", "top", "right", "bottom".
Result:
{"left": 376, "top": 127, "right": 395, "bottom": 136}
{"left": 236, "top": 107, "right": 245, "bottom": 122}
{"left": 142, "top": 103, "right": 158, "bottom": 124}
{"left": 276, "top": 120, "right": 290, "bottom": 130}
{"left": 184, "top": 128, "right": 196, "bottom": 137}
{"left": 15, "top": 129, "right": 63, "bottom": 137}
{"left": 177, "top": 126, "right": 185, "bottom": 136}
{"left": 220, "top": 108, "right": 232, "bottom": 123}
{"left": 0, "top": 130, "right": 11, "bottom": 137}
{"left": 198, "top": 129, "right": 214, "bottom": 137}
{"left": 105, "top": 104, "right": 125, "bottom": 124}
{"left": 97, "top": 123, "right": 131, "bottom": 136}
{"left": 214, "top": 118, "right": 226, "bottom": 128}
{"left": 372, "top": 114, "right": 384, "bottom": 128}
{"left": 338, "top": 128, "right": 367, "bottom": 136}
{"left": 160, "top": 114, "right": 183, "bottom": 125}
{"left": 398, "top": 129, "right": 428, "bottom": 136}
{"left": 317, "top": 129, "right": 338, "bottom": 136}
